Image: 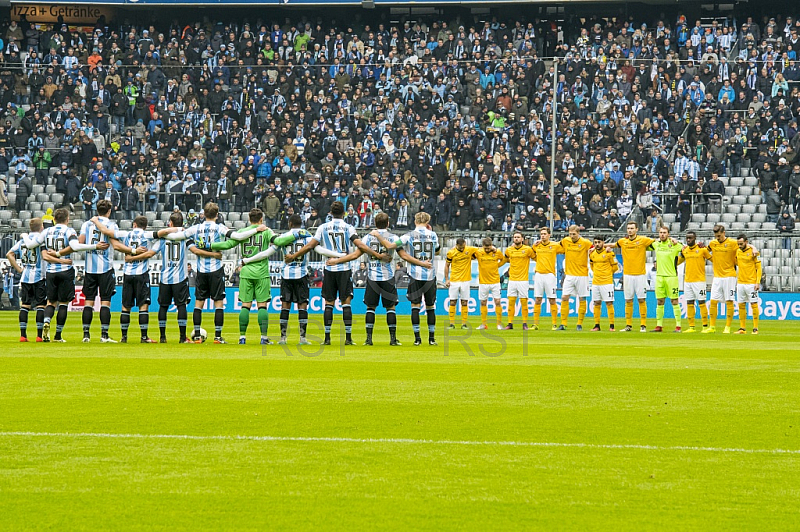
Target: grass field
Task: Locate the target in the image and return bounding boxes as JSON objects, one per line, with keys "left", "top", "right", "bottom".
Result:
{"left": 1, "top": 311, "right": 798, "bottom": 530}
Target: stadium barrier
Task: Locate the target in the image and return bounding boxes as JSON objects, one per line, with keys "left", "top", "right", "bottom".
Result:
{"left": 71, "top": 287, "right": 800, "bottom": 321}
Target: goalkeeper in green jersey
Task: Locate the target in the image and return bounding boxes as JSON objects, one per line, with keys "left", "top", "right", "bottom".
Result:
{"left": 650, "top": 225, "right": 685, "bottom": 333}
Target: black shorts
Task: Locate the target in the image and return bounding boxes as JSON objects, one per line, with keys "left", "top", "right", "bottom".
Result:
{"left": 407, "top": 278, "right": 437, "bottom": 306}
{"left": 82, "top": 270, "right": 117, "bottom": 301}
{"left": 46, "top": 270, "right": 75, "bottom": 304}
{"left": 122, "top": 274, "right": 151, "bottom": 309}
{"left": 195, "top": 269, "right": 226, "bottom": 301}
{"left": 158, "top": 279, "right": 191, "bottom": 307}
{"left": 364, "top": 279, "right": 399, "bottom": 309}
{"left": 280, "top": 277, "right": 310, "bottom": 304}
{"left": 321, "top": 270, "right": 353, "bottom": 302}
{"left": 20, "top": 279, "right": 47, "bottom": 307}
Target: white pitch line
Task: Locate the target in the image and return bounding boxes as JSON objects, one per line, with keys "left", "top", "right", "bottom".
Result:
{"left": 0, "top": 431, "right": 798, "bottom": 455}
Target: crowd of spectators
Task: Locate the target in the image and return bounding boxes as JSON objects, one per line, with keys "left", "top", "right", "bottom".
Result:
{"left": 1, "top": 10, "right": 800, "bottom": 236}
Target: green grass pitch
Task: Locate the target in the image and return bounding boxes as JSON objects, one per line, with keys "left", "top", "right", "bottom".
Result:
{"left": 1, "top": 311, "right": 798, "bottom": 530}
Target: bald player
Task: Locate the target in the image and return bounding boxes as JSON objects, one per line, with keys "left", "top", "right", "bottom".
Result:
{"left": 558, "top": 225, "right": 592, "bottom": 331}
{"left": 532, "top": 227, "right": 564, "bottom": 331}
{"left": 704, "top": 224, "right": 739, "bottom": 334}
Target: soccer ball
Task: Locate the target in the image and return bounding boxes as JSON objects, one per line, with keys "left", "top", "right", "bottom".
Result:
{"left": 197, "top": 328, "right": 208, "bottom": 342}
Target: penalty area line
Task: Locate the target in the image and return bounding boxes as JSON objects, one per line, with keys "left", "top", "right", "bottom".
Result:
{"left": 0, "top": 431, "right": 798, "bottom": 455}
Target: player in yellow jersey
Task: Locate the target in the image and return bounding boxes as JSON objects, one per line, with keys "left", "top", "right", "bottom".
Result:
{"left": 589, "top": 236, "right": 618, "bottom": 331}
{"left": 532, "top": 227, "right": 564, "bottom": 330}
{"left": 503, "top": 232, "right": 536, "bottom": 330}
{"left": 474, "top": 237, "right": 508, "bottom": 330}
{"left": 734, "top": 234, "right": 762, "bottom": 335}
{"left": 681, "top": 231, "right": 712, "bottom": 333}
{"left": 444, "top": 238, "right": 478, "bottom": 329}
{"left": 704, "top": 224, "right": 739, "bottom": 334}
{"left": 558, "top": 225, "right": 592, "bottom": 331}
{"left": 609, "top": 221, "right": 655, "bottom": 332}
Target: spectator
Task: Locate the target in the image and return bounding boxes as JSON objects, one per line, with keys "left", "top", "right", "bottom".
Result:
{"left": 778, "top": 210, "right": 796, "bottom": 250}
{"left": 80, "top": 181, "right": 99, "bottom": 218}
{"left": 765, "top": 182, "right": 784, "bottom": 223}
{"left": 15, "top": 171, "right": 32, "bottom": 214}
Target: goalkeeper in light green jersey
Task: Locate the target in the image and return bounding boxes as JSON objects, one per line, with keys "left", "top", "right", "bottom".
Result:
{"left": 650, "top": 225, "right": 685, "bottom": 333}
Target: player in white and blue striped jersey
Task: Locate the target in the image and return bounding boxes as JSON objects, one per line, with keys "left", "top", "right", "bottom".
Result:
{"left": 6, "top": 218, "right": 67, "bottom": 342}
{"left": 284, "top": 201, "right": 386, "bottom": 346}
{"left": 92, "top": 215, "right": 158, "bottom": 343}
{"left": 165, "top": 203, "right": 260, "bottom": 343}
{"left": 370, "top": 211, "right": 439, "bottom": 346}
{"left": 21, "top": 208, "right": 109, "bottom": 342}
{"left": 77, "top": 200, "right": 139, "bottom": 343}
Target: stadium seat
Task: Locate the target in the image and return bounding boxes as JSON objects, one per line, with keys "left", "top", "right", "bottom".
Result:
{"left": 742, "top": 205, "right": 756, "bottom": 214}
{"left": 727, "top": 204, "right": 741, "bottom": 214}
{"left": 706, "top": 214, "right": 721, "bottom": 223}
{"left": 736, "top": 214, "right": 750, "bottom": 223}
{"left": 691, "top": 213, "right": 705, "bottom": 222}
{"left": 120, "top": 220, "right": 133, "bottom": 230}
{"left": 730, "top": 222, "right": 746, "bottom": 230}
{"left": 751, "top": 213, "right": 767, "bottom": 223}
{"left": 51, "top": 194, "right": 64, "bottom": 204}
{"left": 0, "top": 211, "right": 11, "bottom": 222}
{"left": 721, "top": 214, "right": 736, "bottom": 223}
{"left": 45, "top": 185, "right": 56, "bottom": 194}
{"left": 729, "top": 177, "right": 744, "bottom": 187}
{"left": 743, "top": 177, "right": 758, "bottom": 186}
{"left": 762, "top": 222, "right": 776, "bottom": 231}
{"left": 663, "top": 214, "right": 676, "bottom": 223}
{"left": 732, "top": 196, "right": 747, "bottom": 205}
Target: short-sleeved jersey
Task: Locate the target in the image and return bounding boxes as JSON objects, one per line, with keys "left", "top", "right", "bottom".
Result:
{"left": 560, "top": 237, "right": 592, "bottom": 277}
{"left": 590, "top": 249, "right": 618, "bottom": 286}
{"left": 281, "top": 228, "right": 312, "bottom": 280}
{"left": 652, "top": 239, "right": 683, "bottom": 278}
{"left": 681, "top": 245, "right": 711, "bottom": 283}
{"left": 446, "top": 245, "right": 479, "bottom": 283}
{"left": 504, "top": 245, "right": 536, "bottom": 281}
{"left": 80, "top": 217, "right": 118, "bottom": 274}
{"left": 532, "top": 240, "right": 563, "bottom": 275}
{"left": 118, "top": 228, "right": 155, "bottom": 276}
{"left": 736, "top": 246, "right": 761, "bottom": 284}
{"left": 10, "top": 238, "right": 45, "bottom": 284}
{"left": 27, "top": 224, "right": 79, "bottom": 273}
{"left": 397, "top": 227, "right": 439, "bottom": 281}
{"left": 474, "top": 248, "right": 506, "bottom": 285}
{"left": 708, "top": 237, "right": 738, "bottom": 278}
{"left": 314, "top": 219, "right": 358, "bottom": 272}
{"left": 151, "top": 238, "right": 187, "bottom": 285}
{"left": 615, "top": 235, "right": 655, "bottom": 276}
{"left": 181, "top": 221, "right": 229, "bottom": 273}
{"left": 363, "top": 230, "right": 397, "bottom": 282}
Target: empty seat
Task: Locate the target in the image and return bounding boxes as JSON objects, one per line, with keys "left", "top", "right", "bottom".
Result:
{"left": 729, "top": 177, "right": 744, "bottom": 187}
{"left": 51, "top": 194, "right": 64, "bottom": 204}
{"left": 707, "top": 214, "right": 721, "bottom": 223}
{"left": 691, "top": 213, "right": 705, "bottom": 222}
{"left": 727, "top": 204, "right": 741, "bottom": 214}
{"left": 747, "top": 195, "right": 761, "bottom": 205}
{"left": 744, "top": 177, "right": 758, "bottom": 186}
{"left": 145, "top": 212, "right": 157, "bottom": 222}
{"left": 71, "top": 220, "right": 83, "bottom": 230}
{"left": 0, "top": 211, "right": 11, "bottom": 221}
{"left": 732, "top": 196, "right": 747, "bottom": 205}
{"left": 731, "top": 222, "right": 746, "bottom": 230}
{"left": 725, "top": 186, "right": 737, "bottom": 196}
{"left": 663, "top": 213, "right": 676, "bottom": 223}
{"left": 700, "top": 222, "right": 715, "bottom": 231}
{"left": 119, "top": 220, "right": 133, "bottom": 230}
{"left": 721, "top": 214, "right": 736, "bottom": 223}
{"left": 736, "top": 213, "right": 751, "bottom": 222}
{"left": 742, "top": 205, "right": 756, "bottom": 214}
{"left": 762, "top": 222, "right": 777, "bottom": 231}
{"left": 751, "top": 213, "right": 767, "bottom": 223}
{"left": 32, "top": 185, "right": 44, "bottom": 195}
{"left": 42, "top": 202, "right": 55, "bottom": 211}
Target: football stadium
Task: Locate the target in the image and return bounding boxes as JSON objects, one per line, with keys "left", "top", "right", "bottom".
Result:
{"left": 1, "top": 0, "right": 799, "bottom": 527}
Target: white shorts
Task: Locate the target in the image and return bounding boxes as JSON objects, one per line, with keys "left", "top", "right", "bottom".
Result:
{"left": 534, "top": 273, "right": 557, "bottom": 299}
{"left": 592, "top": 284, "right": 615, "bottom": 303}
{"left": 684, "top": 282, "right": 708, "bottom": 302}
{"left": 562, "top": 275, "right": 589, "bottom": 298}
{"left": 623, "top": 274, "right": 647, "bottom": 300}
{"left": 737, "top": 283, "right": 758, "bottom": 303}
{"left": 710, "top": 277, "right": 737, "bottom": 302}
{"left": 507, "top": 280, "right": 530, "bottom": 299}
{"left": 478, "top": 283, "right": 501, "bottom": 301}
{"left": 448, "top": 281, "right": 470, "bottom": 302}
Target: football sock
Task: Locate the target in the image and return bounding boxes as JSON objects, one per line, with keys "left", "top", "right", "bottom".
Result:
{"left": 411, "top": 307, "right": 421, "bottom": 340}
{"left": 687, "top": 303, "right": 696, "bottom": 327}
{"left": 710, "top": 300, "right": 719, "bottom": 327}
{"left": 44, "top": 304, "right": 54, "bottom": 325}
{"left": 100, "top": 305, "right": 111, "bottom": 338}
{"left": 751, "top": 303, "right": 759, "bottom": 329}
{"left": 298, "top": 309, "right": 308, "bottom": 338}
{"left": 448, "top": 304, "right": 456, "bottom": 325}
{"left": 725, "top": 301, "right": 735, "bottom": 328}
{"left": 656, "top": 304, "right": 665, "bottom": 327}
{"left": 387, "top": 309, "right": 397, "bottom": 340}
{"left": 19, "top": 308, "right": 28, "bottom": 338}
{"left": 139, "top": 310, "right": 149, "bottom": 338}
{"left": 625, "top": 300, "right": 633, "bottom": 326}
{"left": 342, "top": 304, "right": 352, "bottom": 341}
{"left": 365, "top": 308, "right": 375, "bottom": 339}
{"left": 159, "top": 306, "right": 168, "bottom": 339}
{"left": 577, "top": 299, "right": 586, "bottom": 326}
{"left": 214, "top": 309, "right": 224, "bottom": 338}
{"left": 120, "top": 310, "right": 130, "bottom": 338}
{"left": 324, "top": 304, "right": 333, "bottom": 340}
{"left": 639, "top": 301, "right": 647, "bottom": 327}
{"left": 427, "top": 306, "right": 436, "bottom": 341}
{"left": 82, "top": 306, "right": 93, "bottom": 338}
{"left": 607, "top": 303, "right": 615, "bottom": 326}
{"left": 193, "top": 308, "right": 203, "bottom": 338}
{"left": 520, "top": 298, "right": 528, "bottom": 324}
{"left": 36, "top": 307, "right": 44, "bottom": 338}
{"left": 177, "top": 304, "right": 188, "bottom": 341}
{"left": 594, "top": 303, "right": 602, "bottom": 325}
{"left": 533, "top": 302, "right": 541, "bottom": 325}
{"left": 561, "top": 300, "right": 569, "bottom": 326}
{"left": 550, "top": 302, "right": 558, "bottom": 326}
{"left": 699, "top": 302, "right": 709, "bottom": 327}
{"left": 507, "top": 297, "right": 516, "bottom": 324}
{"left": 257, "top": 308, "right": 269, "bottom": 337}
{"left": 480, "top": 304, "right": 488, "bottom": 325}
{"left": 461, "top": 303, "right": 468, "bottom": 325}
{"left": 495, "top": 305, "right": 503, "bottom": 325}
{"left": 239, "top": 308, "right": 250, "bottom": 336}
{"left": 280, "top": 308, "right": 290, "bottom": 338}
{"left": 55, "top": 304, "right": 68, "bottom": 339}
{"left": 739, "top": 303, "right": 747, "bottom": 329}
{"left": 672, "top": 303, "right": 682, "bottom": 328}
